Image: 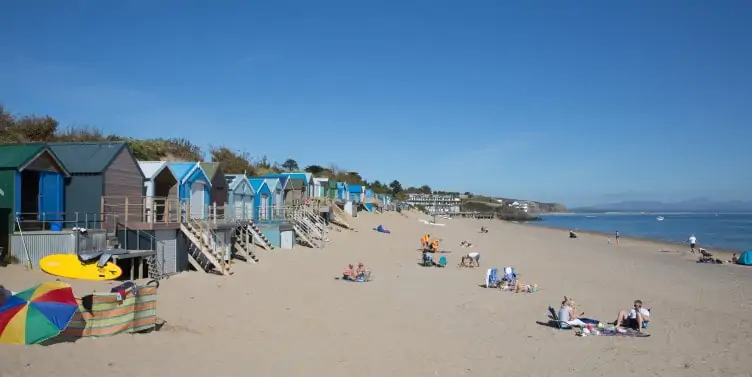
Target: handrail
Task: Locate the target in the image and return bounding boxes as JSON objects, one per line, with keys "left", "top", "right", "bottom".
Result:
{"left": 185, "top": 216, "right": 229, "bottom": 273}
{"left": 14, "top": 212, "right": 107, "bottom": 231}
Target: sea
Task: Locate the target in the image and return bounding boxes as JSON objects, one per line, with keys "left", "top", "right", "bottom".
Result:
{"left": 529, "top": 213, "right": 752, "bottom": 252}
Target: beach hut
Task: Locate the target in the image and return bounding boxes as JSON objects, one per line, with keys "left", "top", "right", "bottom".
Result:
{"left": 264, "top": 178, "right": 283, "bottom": 217}
{"left": 225, "top": 174, "right": 254, "bottom": 221}
{"left": 138, "top": 161, "right": 179, "bottom": 223}
{"left": 0, "top": 144, "right": 70, "bottom": 254}
{"left": 167, "top": 162, "right": 211, "bottom": 219}
{"left": 249, "top": 178, "right": 271, "bottom": 221}
{"left": 337, "top": 182, "right": 349, "bottom": 201}
{"left": 199, "top": 162, "right": 228, "bottom": 209}
{"left": 348, "top": 185, "right": 364, "bottom": 203}
{"left": 328, "top": 181, "right": 338, "bottom": 200}
{"left": 313, "top": 177, "right": 329, "bottom": 198}
{"left": 48, "top": 142, "right": 144, "bottom": 226}
{"left": 281, "top": 172, "right": 313, "bottom": 198}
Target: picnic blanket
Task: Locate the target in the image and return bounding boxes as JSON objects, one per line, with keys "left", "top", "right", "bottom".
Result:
{"left": 57, "top": 280, "right": 158, "bottom": 340}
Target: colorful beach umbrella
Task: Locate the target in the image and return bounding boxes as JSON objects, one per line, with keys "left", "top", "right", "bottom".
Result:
{"left": 0, "top": 281, "right": 78, "bottom": 344}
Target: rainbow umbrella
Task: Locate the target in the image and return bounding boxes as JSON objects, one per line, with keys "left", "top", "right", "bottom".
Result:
{"left": 0, "top": 281, "right": 78, "bottom": 344}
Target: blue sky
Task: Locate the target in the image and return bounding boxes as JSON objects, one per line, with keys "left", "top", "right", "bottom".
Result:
{"left": 1, "top": 1, "right": 750, "bottom": 206}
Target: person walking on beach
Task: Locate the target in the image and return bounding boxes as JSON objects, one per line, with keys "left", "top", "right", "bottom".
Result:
{"left": 614, "top": 230, "right": 620, "bottom": 245}
{"left": 688, "top": 234, "right": 697, "bottom": 253}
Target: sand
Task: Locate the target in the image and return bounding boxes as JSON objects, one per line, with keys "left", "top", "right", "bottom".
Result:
{"left": 1, "top": 211, "right": 751, "bottom": 377}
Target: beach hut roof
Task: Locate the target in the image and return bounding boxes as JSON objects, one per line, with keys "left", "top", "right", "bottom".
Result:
{"left": 48, "top": 142, "right": 137, "bottom": 176}
{"left": 0, "top": 143, "right": 70, "bottom": 176}
{"left": 226, "top": 174, "right": 254, "bottom": 193}
{"left": 289, "top": 178, "right": 304, "bottom": 190}
{"left": 264, "top": 177, "right": 282, "bottom": 190}
{"left": 248, "top": 178, "right": 268, "bottom": 193}
{"left": 259, "top": 174, "right": 290, "bottom": 188}
{"left": 167, "top": 162, "right": 211, "bottom": 185}
{"left": 199, "top": 162, "right": 220, "bottom": 180}
{"left": 349, "top": 184, "right": 363, "bottom": 192}
{"left": 284, "top": 172, "right": 312, "bottom": 182}
{"left": 138, "top": 161, "right": 172, "bottom": 179}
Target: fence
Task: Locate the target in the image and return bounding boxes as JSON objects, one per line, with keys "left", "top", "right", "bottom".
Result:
{"left": 10, "top": 229, "right": 107, "bottom": 268}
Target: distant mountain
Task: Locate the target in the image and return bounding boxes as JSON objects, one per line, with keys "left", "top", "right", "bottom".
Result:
{"left": 574, "top": 198, "right": 752, "bottom": 213}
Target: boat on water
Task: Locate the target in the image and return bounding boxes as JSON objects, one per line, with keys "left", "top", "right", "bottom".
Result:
{"left": 656, "top": 216, "right": 664, "bottom": 221}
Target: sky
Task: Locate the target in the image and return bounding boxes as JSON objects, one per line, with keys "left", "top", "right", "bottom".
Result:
{"left": 1, "top": 0, "right": 751, "bottom": 206}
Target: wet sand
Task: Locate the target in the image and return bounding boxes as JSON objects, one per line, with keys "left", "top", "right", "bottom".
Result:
{"left": 1, "top": 211, "right": 751, "bottom": 377}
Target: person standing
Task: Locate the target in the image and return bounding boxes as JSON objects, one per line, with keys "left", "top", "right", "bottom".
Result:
{"left": 615, "top": 230, "right": 620, "bottom": 245}
{"left": 688, "top": 234, "right": 697, "bottom": 253}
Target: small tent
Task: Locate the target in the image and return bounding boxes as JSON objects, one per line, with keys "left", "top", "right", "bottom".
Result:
{"left": 738, "top": 250, "right": 752, "bottom": 266}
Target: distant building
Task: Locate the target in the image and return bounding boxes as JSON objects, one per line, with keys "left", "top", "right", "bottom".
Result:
{"left": 406, "top": 193, "right": 461, "bottom": 213}
{"left": 507, "top": 201, "right": 529, "bottom": 213}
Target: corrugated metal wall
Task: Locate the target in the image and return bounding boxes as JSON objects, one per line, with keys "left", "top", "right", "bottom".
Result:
{"left": 154, "top": 229, "right": 177, "bottom": 275}
{"left": 10, "top": 230, "right": 107, "bottom": 268}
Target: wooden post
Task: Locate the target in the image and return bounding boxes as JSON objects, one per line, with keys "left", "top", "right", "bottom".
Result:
{"left": 212, "top": 203, "right": 217, "bottom": 224}
{"left": 124, "top": 197, "right": 129, "bottom": 225}
{"left": 100, "top": 197, "right": 105, "bottom": 216}
{"left": 143, "top": 197, "right": 147, "bottom": 223}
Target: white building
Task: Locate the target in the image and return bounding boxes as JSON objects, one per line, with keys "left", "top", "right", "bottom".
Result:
{"left": 406, "top": 193, "right": 461, "bottom": 213}
{"left": 508, "top": 201, "right": 529, "bottom": 213}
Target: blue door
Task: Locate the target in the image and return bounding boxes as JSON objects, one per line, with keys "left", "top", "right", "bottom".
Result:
{"left": 38, "top": 172, "right": 64, "bottom": 221}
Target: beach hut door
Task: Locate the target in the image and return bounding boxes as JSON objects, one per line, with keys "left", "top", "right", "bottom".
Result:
{"left": 244, "top": 196, "right": 253, "bottom": 222}
{"left": 260, "top": 194, "right": 269, "bottom": 220}
{"left": 190, "top": 182, "right": 205, "bottom": 218}
{"left": 233, "top": 193, "right": 243, "bottom": 221}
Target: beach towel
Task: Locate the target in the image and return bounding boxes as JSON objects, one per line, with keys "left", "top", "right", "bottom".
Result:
{"left": 375, "top": 225, "right": 391, "bottom": 234}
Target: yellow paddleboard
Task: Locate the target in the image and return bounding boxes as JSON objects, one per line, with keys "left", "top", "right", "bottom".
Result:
{"left": 40, "top": 254, "right": 123, "bottom": 281}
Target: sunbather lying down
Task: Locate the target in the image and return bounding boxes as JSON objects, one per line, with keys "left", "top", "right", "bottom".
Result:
{"left": 499, "top": 279, "right": 537, "bottom": 293}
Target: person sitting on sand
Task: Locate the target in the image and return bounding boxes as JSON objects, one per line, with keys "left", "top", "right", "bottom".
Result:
{"left": 460, "top": 240, "right": 473, "bottom": 248}
{"left": 430, "top": 239, "right": 440, "bottom": 253}
{"left": 480, "top": 226, "right": 488, "bottom": 233}
{"left": 356, "top": 262, "right": 366, "bottom": 277}
{"left": 558, "top": 296, "right": 587, "bottom": 327}
{"left": 569, "top": 230, "right": 578, "bottom": 238}
{"left": 732, "top": 253, "right": 739, "bottom": 264}
{"left": 342, "top": 264, "right": 357, "bottom": 281}
{"left": 421, "top": 234, "right": 430, "bottom": 249}
{"left": 615, "top": 299, "right": 650, "bottom": 331}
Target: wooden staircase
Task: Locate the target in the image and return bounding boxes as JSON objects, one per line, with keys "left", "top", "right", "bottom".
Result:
{"left": 232, "top": 225, "right": 259, "bottom": 263}
{"left": 312, "top": 197, "right": 352, "bottom": 230}
{"left": 180, "top": 218, "right": 232, "bottom": 275}
{"left": 244, "top": 220, "right": 275, "bottom": 251}
{"left": 291, "top": 205, "right": 327, "bottom": 248}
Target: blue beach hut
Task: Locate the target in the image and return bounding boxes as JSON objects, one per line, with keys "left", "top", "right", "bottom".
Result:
{"left": 225, "top": 174, "right": 254, "bottom": 221}
{"left": 337, "top": 182, "right": 349, "bottom": 201}
{"left": 167, "top": 162, "right": 211, "bottom": 219}
{"left": 249, "top": 178, "right": 271, "bottom": 221}
{"left": 348, "top": 185, "right": 364, "bottom": 203}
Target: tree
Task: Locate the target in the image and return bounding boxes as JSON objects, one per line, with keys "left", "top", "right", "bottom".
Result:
{"left": 210, "top": 146, "right": 256, "bottom": 175}
{"left": 304, "top": 164, "right": 326, "bottom": 175}
{"left": 419, "top": 185, "right": 432, "bottom": 194}
{"left": 389, "top": 180, "right": 403, "bottom": 195}
{"left": 282, "top": 158, "right": 299, "bottom": 171}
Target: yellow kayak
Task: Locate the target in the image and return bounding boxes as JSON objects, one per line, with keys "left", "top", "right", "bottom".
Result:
{"left": 40, "top": 254, "right": 123, "bottom": 281}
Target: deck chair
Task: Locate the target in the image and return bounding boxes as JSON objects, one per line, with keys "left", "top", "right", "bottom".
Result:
{"left": 501, "top": 267, "right": 517, "bottom": 283}
{"left": 548, "top": 306, "right": 572, "bottom": 329}
{"left": 420, "top": 253, "right": 435, "bottom": 267}
{"left": 485, "top": 268, "right": 500, "bottom": 288}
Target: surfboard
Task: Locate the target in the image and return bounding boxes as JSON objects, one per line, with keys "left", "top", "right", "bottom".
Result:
{"left": 40, "top": 254, "right": 123, "bottom": 281}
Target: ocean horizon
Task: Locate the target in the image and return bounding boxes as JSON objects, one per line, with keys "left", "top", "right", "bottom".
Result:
{"left": 530, "top": 212, "right": 752, "bottom": 252}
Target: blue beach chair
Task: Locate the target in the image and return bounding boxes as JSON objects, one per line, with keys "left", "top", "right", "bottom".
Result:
{"left": 485, "top": 268, "right": 500, "bottom": 288}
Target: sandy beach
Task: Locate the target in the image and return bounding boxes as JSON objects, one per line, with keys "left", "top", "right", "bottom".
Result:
{"left": 2, "top": 211, "right": 751, "bottom": 377}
